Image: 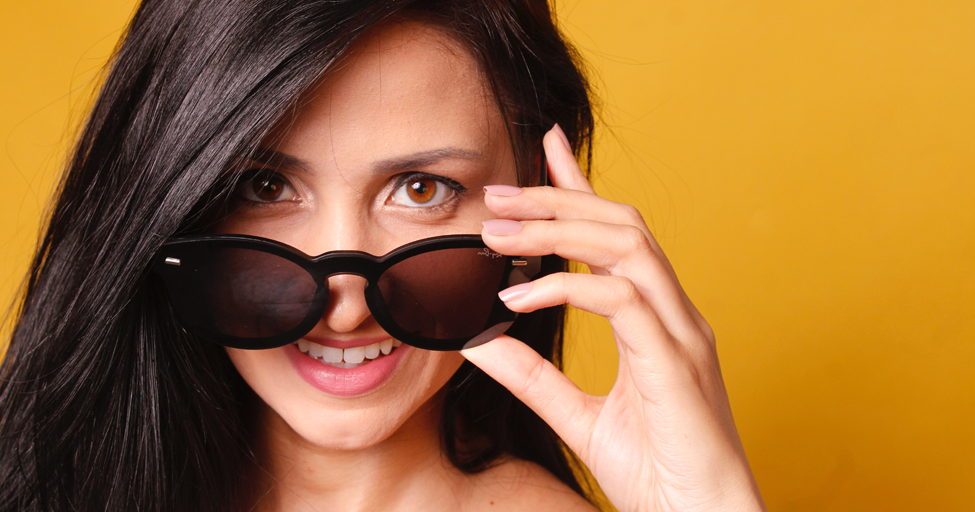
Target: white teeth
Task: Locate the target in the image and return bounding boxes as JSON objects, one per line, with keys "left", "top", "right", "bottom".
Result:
{"left": 365, "top": 343, "right": 380, "bottom": 359}
{"left": 344, "top": 346, "right": 365, "bottom": 364}
{"left": 297, "top": 339, "right": 402, "bottom": 367}
{"left": 309, "top": 343, "right": 323, "bottom": 358}
{"left": 321, "top": 345, "right": 343, "bottom": 364}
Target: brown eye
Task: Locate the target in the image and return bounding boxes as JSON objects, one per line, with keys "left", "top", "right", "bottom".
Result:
{"left": 388, "top": 174, "right": 459, "bottom": 208}
{"left": 236, "top": 169, "right": 297, "bottom": 204}
{"left": 253, "top": 175, "right": 286, "bottom": 201}
{"left": 406, "top": 179, "right": 437, "bottom": 204}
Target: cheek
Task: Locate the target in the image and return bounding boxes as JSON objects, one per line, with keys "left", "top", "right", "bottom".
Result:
{"left": 225, "top": 347, "right": 466, "bottom": 449}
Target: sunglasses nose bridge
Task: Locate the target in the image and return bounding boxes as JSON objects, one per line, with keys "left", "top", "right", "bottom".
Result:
{"left": 316, "top": 255, "right": 381, "bottom": 285}
{"left": 322, "top": 270, "right": 370, "bottom": 282}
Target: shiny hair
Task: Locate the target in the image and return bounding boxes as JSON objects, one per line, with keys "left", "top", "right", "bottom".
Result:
{"left": 0, "top": 1, "right": 594, "bottom": 510}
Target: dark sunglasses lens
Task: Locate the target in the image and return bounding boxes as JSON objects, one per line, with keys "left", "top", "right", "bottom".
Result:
{"left": 166, "top": 246, "right": 321, "bottom": 342}
{"left": 377, "top": 247, "right": 513, "bottom": 345}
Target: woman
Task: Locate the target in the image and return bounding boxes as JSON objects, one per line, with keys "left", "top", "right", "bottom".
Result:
{"left": 0, "top": 0, "right": 765, "bottom": 510}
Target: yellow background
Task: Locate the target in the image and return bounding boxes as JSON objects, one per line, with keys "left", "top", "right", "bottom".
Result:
{"left": 2, "top": 1, "right": 973, "bottom": 509}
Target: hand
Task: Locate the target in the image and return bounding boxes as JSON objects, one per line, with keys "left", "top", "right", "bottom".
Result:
{"left": 462, "top": 125, "right": 766, "bottom": 512}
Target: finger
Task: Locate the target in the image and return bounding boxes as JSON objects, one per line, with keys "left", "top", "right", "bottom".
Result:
{"left": 543, "top": 125, "right": 594, "bottom": 193}
{"left": 484, "top": 186, "right": 646, "bottom": 227}
{"left": 482, "top": 186, "right": 635, "bottom": 278}
{"left": 482, "top": 218, "right": 700, "bottom": 340}
{"left": 484, "top": 185, "right": 713, "bottom": 343}
{"left": 497, "top": 272, "right": 680, "bottom": 364}
{"left": 539, "top": 126, "right": 714, "bottom": 344}
{"left": 484, "top": 184, "right": 675, "bottom": 287}
{"left": 497, "top": 274, "right": 724, "bottom": 414}
{"left": 460, "top": 335, "right": 598, "bottom": 456}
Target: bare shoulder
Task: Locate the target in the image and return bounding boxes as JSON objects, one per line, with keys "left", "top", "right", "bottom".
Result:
{"left": 465, "top": 457, "right": 599, "bottom": 512}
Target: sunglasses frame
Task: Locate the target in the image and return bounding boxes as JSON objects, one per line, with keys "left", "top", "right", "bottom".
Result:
{"left": 152, "top": 233, "right": 542, "bottom": 351}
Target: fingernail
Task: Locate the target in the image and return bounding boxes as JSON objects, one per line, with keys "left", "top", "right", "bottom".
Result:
{"left": 498, "top": 282, "right": 532, "bottom": 302}
{"left": 483, "top": 185, "right": 523, "bottom": 196}
{"left": 553, "top": 123, "right": 572, "bottom": 152}
{"left": 482, "top": 219, "right": 523, "bottom": 236}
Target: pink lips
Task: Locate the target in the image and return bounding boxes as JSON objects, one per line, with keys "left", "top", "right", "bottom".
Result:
{"left": 284, "top": 341, "right": 410, "bottom": 397}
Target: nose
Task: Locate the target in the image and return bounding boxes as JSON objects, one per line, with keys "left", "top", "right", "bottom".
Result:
{"left": 319, "top": 274, "right": 373, "bottom": 333}
{"left": 289, "top": 205, "right": 388, "bottom": 336}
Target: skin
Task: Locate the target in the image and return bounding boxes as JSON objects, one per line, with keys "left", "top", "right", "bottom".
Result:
{"left": 221, "top": 22, "right": 592, "bottom": 512}
{"left": 222, "top": 18, "right": 766, "bottom": 512}
{"left": 468, "top": 122, "right": 768, "bottom": 510}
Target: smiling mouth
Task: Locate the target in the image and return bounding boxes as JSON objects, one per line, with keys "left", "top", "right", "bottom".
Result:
{"left": 295, "top": 338, "right": 403, "bottom": 369}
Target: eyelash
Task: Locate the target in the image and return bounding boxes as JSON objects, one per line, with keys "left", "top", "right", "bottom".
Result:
{"left": 231, "top": 168, "right": 298, "bottom": 208}
{"left": 387, "top": 172, "right": 468, "bottom": 210}
{"left": 231, "top": 169, "right": 469, "bottom": 210}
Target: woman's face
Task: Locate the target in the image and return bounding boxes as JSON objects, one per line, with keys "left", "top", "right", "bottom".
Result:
{"left": 220, "top": 22, "right": 517, "bottom": 450}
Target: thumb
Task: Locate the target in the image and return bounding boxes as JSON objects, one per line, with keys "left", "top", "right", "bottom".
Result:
{"left": 461, "top": 335, "right": 596, "bottom": 455}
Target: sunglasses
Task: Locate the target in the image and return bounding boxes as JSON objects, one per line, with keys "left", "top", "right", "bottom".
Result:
{"left": 152, "top": 234, "right": 544, "bottom": 351}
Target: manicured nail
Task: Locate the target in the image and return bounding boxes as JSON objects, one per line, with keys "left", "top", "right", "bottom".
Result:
{"left": 483, "top": 185, "right": 523, "bottom": 196}
{"left": 482, "top": 219, "right": 523, "bottom": 235}
{"left": 498, "top": 282, "right": 532, "bottom": 302}
{"left": 553, "top": 123, "right": 572, "bottom": 152}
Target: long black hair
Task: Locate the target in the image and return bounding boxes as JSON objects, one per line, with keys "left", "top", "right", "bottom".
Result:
{"left": 0, "top": 1, "right": 594, "bottom": 510}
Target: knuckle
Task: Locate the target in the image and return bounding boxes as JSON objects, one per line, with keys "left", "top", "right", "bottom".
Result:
{"left": 700, "top": 320, "right": 716, "bottom": 346}
{"left": 539, "top": 185, "right": 559, "bottom": 202}
{"left": 608, "top": 276, "right": 643, "bottom": 318}
{"left": 619, "top": 203, "right": 645, "bottom": 226}
{"left": 617, "top": 276, "right": 643, "bottom": 304}
{"left": 521, "top": 357, "right": 549, "bottom": 396}
{"left": 683, "top": 361, "right": 706, "bottom": 391}
{"left": 619, "top": 224, "right": 652, "bottom": 256}
{"left": 550, "top": 271, "right": 570, "bottom": 290}
{"left": 543, "top": 187, "right": 564, "bottom": 215}
{"left": 542, "top": 272, "right": 572, "bottom": 305}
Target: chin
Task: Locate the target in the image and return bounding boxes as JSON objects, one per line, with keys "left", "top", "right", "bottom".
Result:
{"left": 227, "top": 344, "right": 465, "bottom": 451}
{"left": 272, "top": 404, "right": 418, "bottom": 451}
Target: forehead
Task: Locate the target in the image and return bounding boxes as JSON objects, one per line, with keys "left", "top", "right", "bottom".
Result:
{"left": 273, "top": 21, "right": 504, "bottom": 173}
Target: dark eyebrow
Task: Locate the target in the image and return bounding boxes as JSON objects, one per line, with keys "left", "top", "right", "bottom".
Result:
{"left": 371, "top": 148, "right": 484, "bottom": 174}
{"left": 248, "top": 147, "right": 312, "bottom": 174}
{"left": 245, "top": 147, "right": 483, "bottom": 175}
